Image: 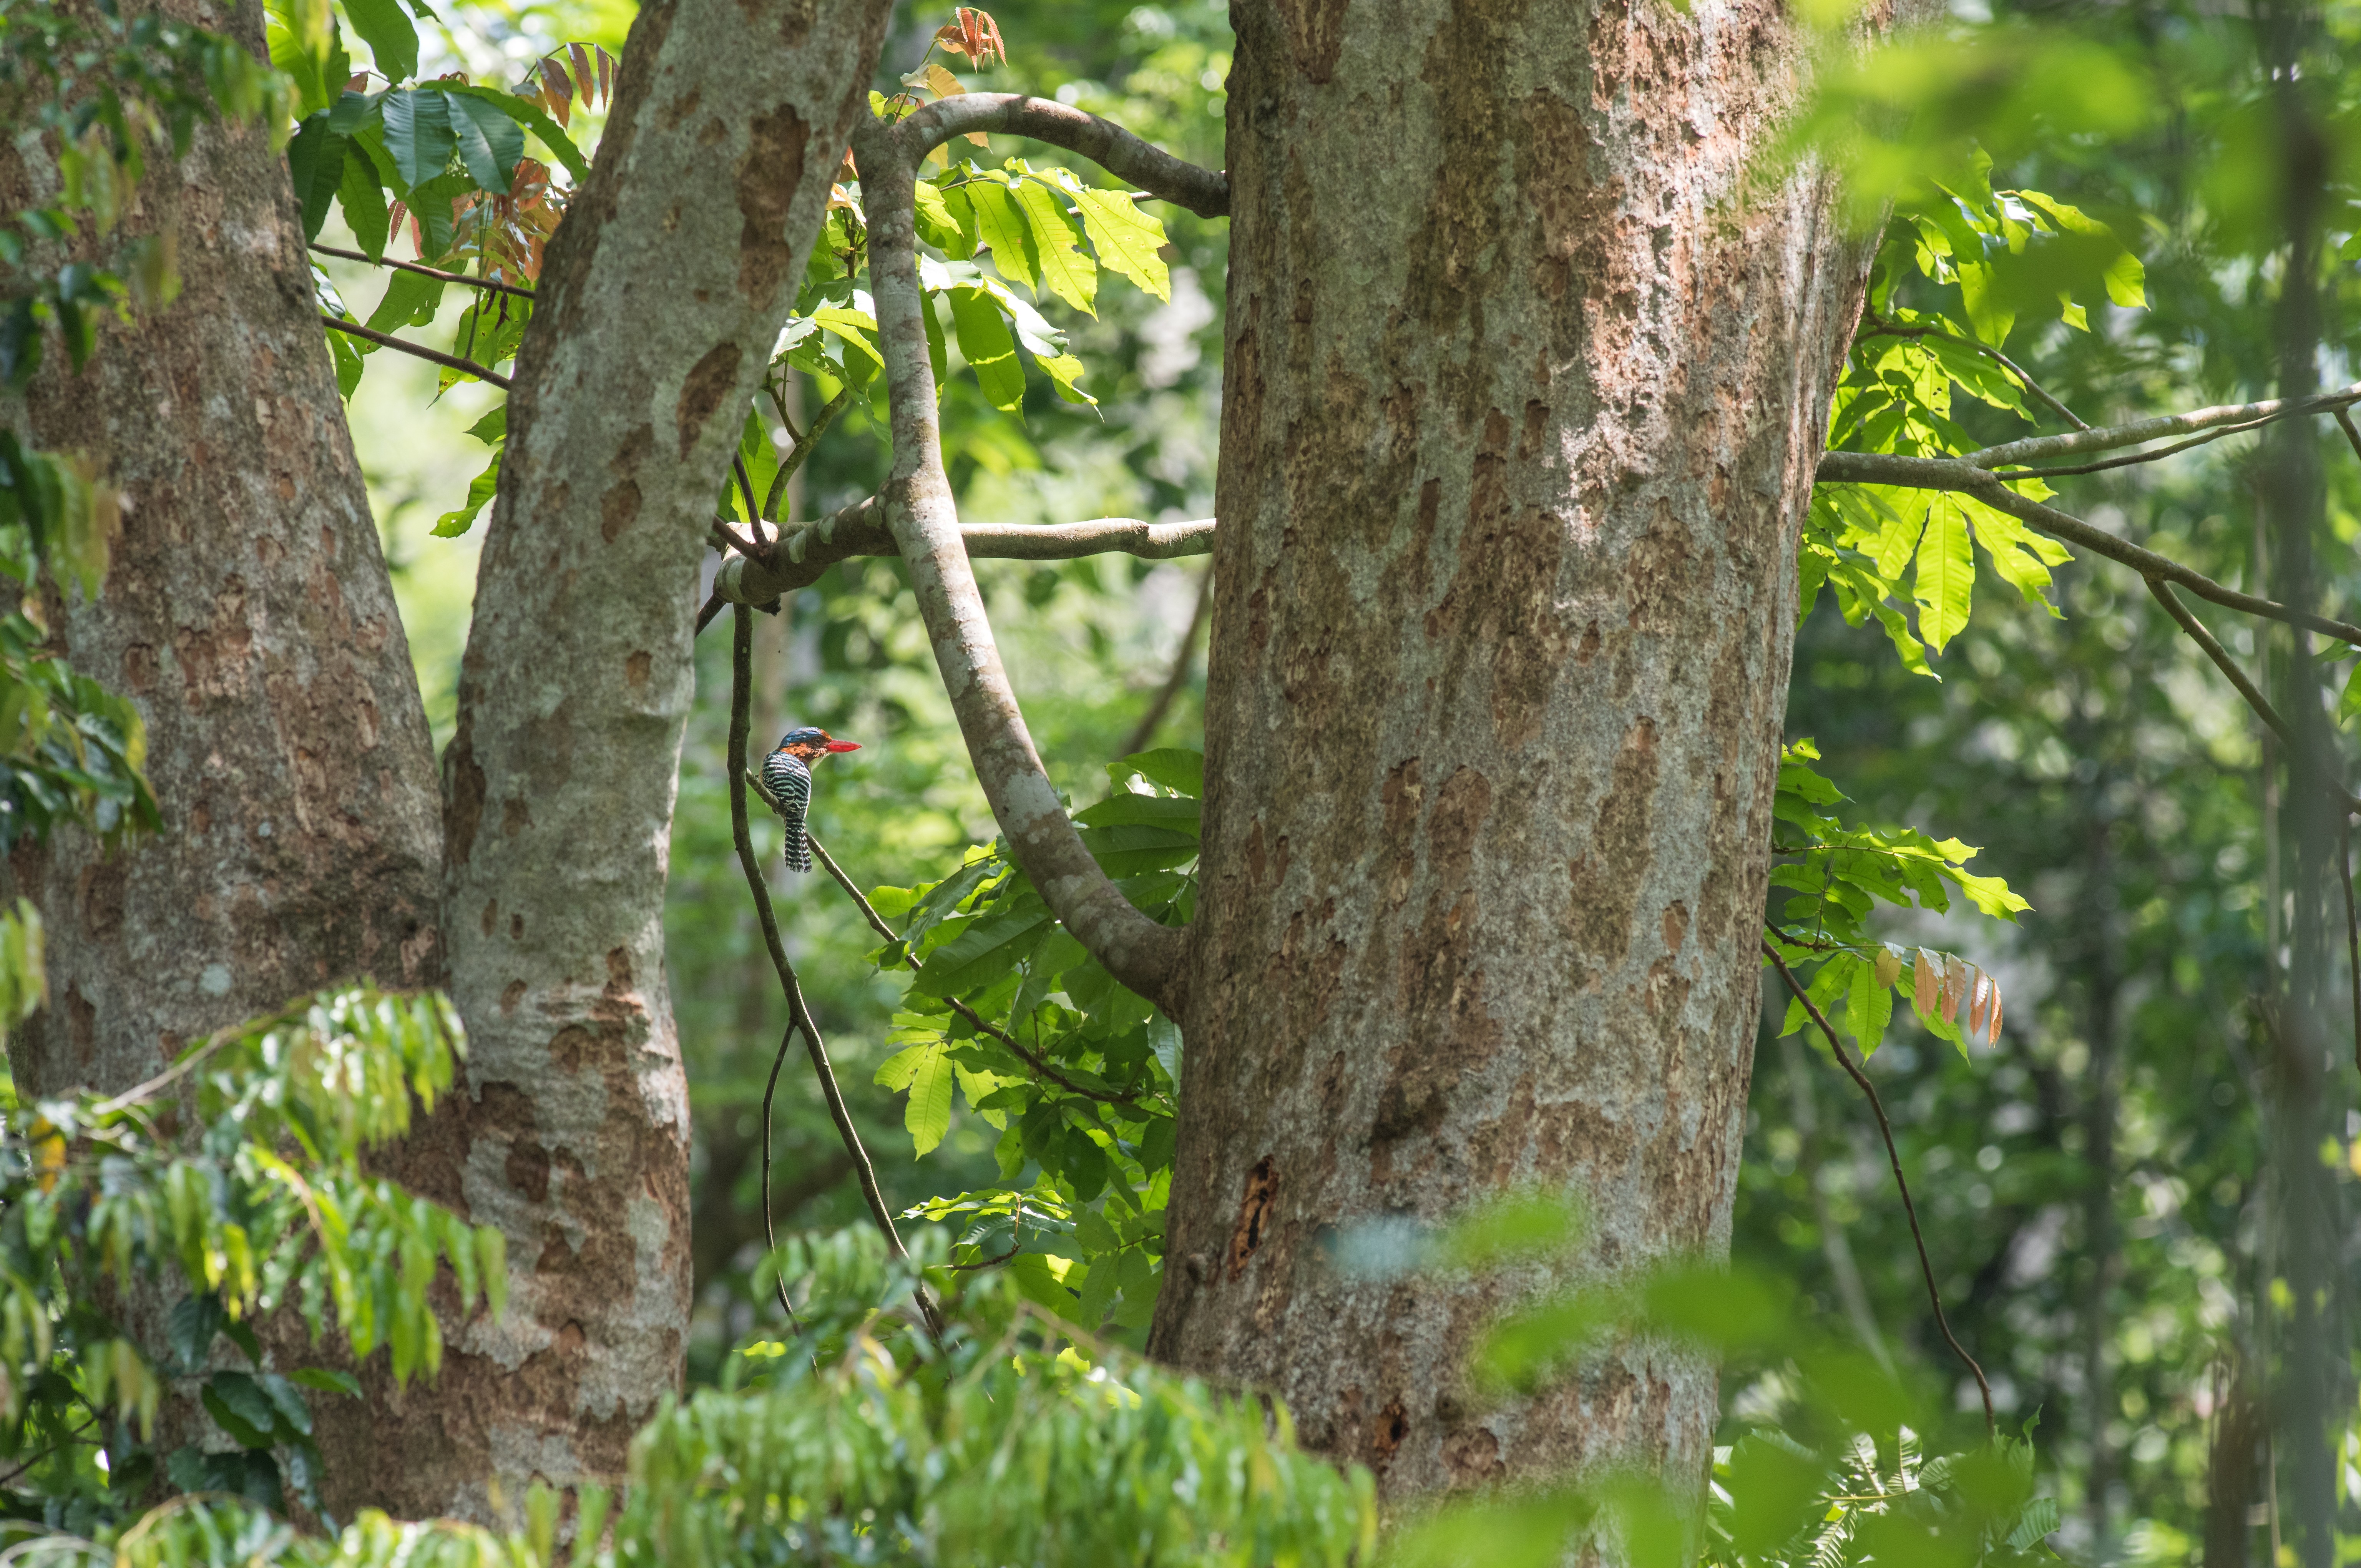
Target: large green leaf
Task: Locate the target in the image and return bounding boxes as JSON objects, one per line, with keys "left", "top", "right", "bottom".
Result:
{"left": 1011, "top": 178, "right": 1096, "bottom": 315}
{"left": 1911, "top": 497, "right": 1974, "bottom": 654}
{"left": 439, "top": 82, "right": 591, "bottom": 182}
{"left": 948, "top": 285, "right": 1024, "bottom": 414}
{"left": 335, "top": 141, "right": 390, "bottom": 261}
{"left": 380, "top": 87, "right": 455, "bottom": 188}
{"left": 1065, "top": 180, "right": 1169, "bottom": 302}
{"left": 443, "top": 90, "right": 525, "bottom": 193}
{"left": 968, "top": 179, "right": 1038, "bottom": 296}
{"left": 340, "top": 0, "right": 419, "bottom": 83}
{"left": 285, "top": 115, "right": 348, "bottom": 241}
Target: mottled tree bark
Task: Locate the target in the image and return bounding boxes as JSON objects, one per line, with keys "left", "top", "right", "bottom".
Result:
{"left": 1150, "top": 0, "right": 1874, "bottom": 1498}
{"left": 0, "top": 0, "right": 451, "bottom": 1525}
{"left": 422, "top": 0, "right": 893, "bottom": 1516}
{"left": 0, "top": 0, "right": 443, "bottom": 1098}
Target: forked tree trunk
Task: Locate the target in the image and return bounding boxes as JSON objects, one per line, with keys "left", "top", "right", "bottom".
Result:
{"left": 1151, "top": 0, "right": 1873, "bottom": 1496}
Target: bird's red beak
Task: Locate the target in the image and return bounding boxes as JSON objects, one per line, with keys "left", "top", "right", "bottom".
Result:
{"left": 824, "top": 740, "right": 862, "bottom": 753}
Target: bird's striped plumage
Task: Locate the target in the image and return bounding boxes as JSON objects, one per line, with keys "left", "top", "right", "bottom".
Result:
{"left": 763, "top": 749, "right": 816, "bottom": 872}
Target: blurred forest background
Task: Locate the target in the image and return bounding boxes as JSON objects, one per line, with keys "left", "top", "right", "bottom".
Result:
{"left": 315, "top": 0, "right": 2357, "bottom": 1561}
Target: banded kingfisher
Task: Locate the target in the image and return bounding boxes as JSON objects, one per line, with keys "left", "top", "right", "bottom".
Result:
{"left": 763, "top": 726, "right": 861, "bottom": 872}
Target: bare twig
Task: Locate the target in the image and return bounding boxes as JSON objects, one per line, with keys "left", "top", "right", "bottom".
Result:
{"left": 1120, "top": 566, "right": 1211, "bottom": 757}
{"left": 1961, "top": 379, "right": 2361, "bottom": 470}
{"left": 755, "top": 1022, "right": 803, "bottom": 1334}
{"left": 694, "top": 591, "right": 726, "bottom": 636}
{"left": 766, "top": 784, "right": 1161, "bottom": 1115}
{"left": 732, "top": 455, "right": 768, "bottom": 555}
{"left": 2344, "top": 817, "right": 2361, "bottom": 1078}
{"left": 2145, "top": 580, "right": 2294, "bottom": 747}
{"left": 712, "top": 518, "right": 768, "bottom": 563}
{"left": 1815, "top": 451, "right": 2361, "bottom": 649}
{"left": 728, "top": 605, "right": 942, "bottom": 1338}
{"left": 761, "top": 387, "right": 850, "bottom": 523}
{"left": 2336, "top": 409, "right": 2361, "bottom": 465}
{"left": 1990, "top": 414, "right": 2278, "bottom": 479}
{"left": 1860, "top": 314, "right": 2089, "bottom": 430}
{"left": 1762, "top": 938, "right": 1996, "bottom": 1432}
{"left": 897, "top": 93, "right": 1229, "bottom": 218}
{"left": 709, "top": 495, "right": 1214, "bottom": 615}
{"left": 310, "top": 243, "right": 538, "bottom": 300}
{"left": 318, "top": 313, "right": 513, "bottom": 389}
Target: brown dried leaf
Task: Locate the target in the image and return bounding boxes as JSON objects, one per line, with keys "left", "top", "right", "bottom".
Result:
{"left": 1873, "top": 947, "right": 1902, "bottom": 991}
{"left": 597, "top": 47, "right": 615, "bottom": 103}
{"left": 1913, "top": 949, "right": 1937, "bottom": 1016}
{"left": 538, "top": 60, "right": 572, "bottom": 125}
{"left": 837, "top": 147, "right": 859, "bottom": 183}
{"left": 568, "top": 42, "right": 596, "bottom": 104}
{"left": 1965, "top": 968, "right": 1988, "bottom": 1041}
{"left": 1941, "top": 953, "right": 1967, "bottom": 1024}
{"left": 1987, "top": 978, "right": 2004, "bottom": 1045}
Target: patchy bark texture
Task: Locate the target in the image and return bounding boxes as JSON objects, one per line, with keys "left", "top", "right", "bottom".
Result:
{"left": 1151, "top": 0, "right": 1873, "bottom": 1498}
{"left": 428, "top": 0, "right": 892, "bottom": 1514}
{"left": 0, "top": 0, "right": 443, "bottom": 1098}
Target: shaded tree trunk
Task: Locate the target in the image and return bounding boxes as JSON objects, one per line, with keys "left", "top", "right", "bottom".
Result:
{"left": 1151, "top": 0, "right": 1874, "bottom": 1495}
{"left": 0, "top": 0, "right": 443, "bottom": 1098}
{"left": 0, "top": 0, "right": 448, "bottom": 1526}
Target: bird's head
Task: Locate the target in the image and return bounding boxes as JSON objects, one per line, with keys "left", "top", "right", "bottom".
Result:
{"left": 775, "top": 726, "right": 861, "bottom": 762}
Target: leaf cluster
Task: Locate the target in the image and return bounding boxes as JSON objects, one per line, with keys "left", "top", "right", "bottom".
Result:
{"left": 1765, "top": 740, "right": 2026, "bottom": 1063}
{"left": 863, "top": 748, "right": 1199, "bottom": 1342}
{"left": 0, "top": 986, "right": 501, "bottom": 1532}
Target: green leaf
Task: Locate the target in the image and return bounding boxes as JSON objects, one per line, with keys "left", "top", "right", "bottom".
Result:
{"left": 203, "top": 1372, "right": 281, "bottom": 1448}
{"left": 1911, "top": 497, "right": 1973, "bottom": 654}
{"left": 1121, "top": 748, "right": 1204, "bottom": 797}
{"left": 1074, "top": 792, "right": 1200, "bottom": 834}
{"left": 875, "top": 1041, "right": 931, "bottom": 1091}
{"left": 914, "top": 179, "right": 977, "bottom": 257}
{"left": 2340, "top": 659, "right": 2361, "bottom": 722}
{"left": 949, "top": 284, "right": 1025, "bottom": 414}
{"left": 968, "top": 179, "right": 1038, "bottom": 296}
{"left": 443, "top": 89, "right": 525, "bottom": 193}
{"left": 439, "top": 82, "right": 591, "bottom": 182}
{"left": 432, "top": 448, "right": 500, "bottom": 537}
{"left": 341, "top": 0, "right": 419, "bottom": 82}
{"left": 380, "top": 87, "right": 455, "bottom": 188}
{"left": 363, "top": 266, "right": 442, "bottom": 336}
{"left": 1036, "top": 352, "right": 1095, "bottom": 407}
{"left": 905, "top": 1043, "right": 955, "bottom": 1157}
{"left": 913, "top": 912, "right": 1050, "bottom": 997}
{"left": 289, "top": 1367, "right": 362, "bottom": 1399}
{"left": 286, "top": 115, "right": 349, "bottom": 241}
{"left": 1066, "top": 181, "right": 1170, "bottom": 301}
{"left": 1012, "top": 178, "right": 1096, "bottom": 315}
{"left": 336, "top": 139, "right": 390, "bottom": 261}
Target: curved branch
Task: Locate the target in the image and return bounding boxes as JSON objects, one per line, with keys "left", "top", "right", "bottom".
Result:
{"left": 1960, "top": 379, "right": 2361, "bottom": 471}
{"left": 1814, "top": 450, "right": 2361, "bottom": 649}
{"left": 897, "top": 93, "right": 1228, "bottom": 218}
{"left": 853, "top": 114, "right": 1188, "bottom": 1015}
{"left": 711, "top": 497, "right": 1214, "bottom": 606}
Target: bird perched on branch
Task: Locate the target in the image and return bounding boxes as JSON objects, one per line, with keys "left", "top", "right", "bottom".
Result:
{"left": 762, "top": 726, "right": 861, "bottom": 872}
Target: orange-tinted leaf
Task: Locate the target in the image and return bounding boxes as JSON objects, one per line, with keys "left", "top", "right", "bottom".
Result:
{"left": 1941, "top": 953, "right": 1967, "bottom": 1024}
{"left": 1965, "top": 968, "right": 1988, "bottom": 1040}
{"left": 537, "top": 60, "right": 572, "bottom": 125}
{"left": 1987, "top": 978, "right": 2004, "bottom": 1045}
{"left": 568, "top": 42, "right": 596, "bottom": 104}
{"left": 597, "top": 47, "right": 615, "bottom": 103}
{"left": 838, "top": 147, "right": 859, "bottom": 182}
{"left": 1913, "top": 949, "right": 1937, "bottom": 1015}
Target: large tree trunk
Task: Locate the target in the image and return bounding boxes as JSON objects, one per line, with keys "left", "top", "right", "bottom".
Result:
{"left": 0, "top": 0, "right": 450, "bottom": 1525}
{"left": 0, "top": 0, "right": 443, "bottom": 1098}
{"left": 1151, "top": 0, "right": 1872, "bottom": 1496}
{"left": 422, "top": 0, "right": 893, "bottom": 1514}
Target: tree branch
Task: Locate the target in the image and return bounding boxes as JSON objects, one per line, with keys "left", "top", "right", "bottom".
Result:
{"left": 761, "top": 386, "right": 849, "bottom": 522}
{"left": 2144, "top": 579, "right": 2294, "bottom": 747}
{"left": 319, "top": 312, "right": 512, "bottom": 389}
{"left": 310, "top": 243, "right": 538, "bottom": 300}
{"left": 1959, "top": 379, "right": 2361, "bottom": 471}
{"left": 709, "top": 496, "right": 1215, "bottom": 610}
{"left": 835, "top": 115, "right": 1192, "bottom": 1013}
{"left": 727, "top": 603, "right": 939, "bottom": 1340}
{"left": 1814, "top": 451, "right": 2361, "bottom": 649}
{"left": 1763, "top": 938, "right": 1995, "bottom": 1433}
{"left": 897, "top": 93, "right": 1228, "bottom": 218}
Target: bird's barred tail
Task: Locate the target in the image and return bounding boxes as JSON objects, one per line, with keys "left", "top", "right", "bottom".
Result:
{"left": 763, "top": 750, "right": 817, "bottom": 874}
